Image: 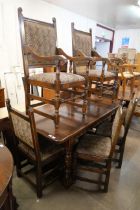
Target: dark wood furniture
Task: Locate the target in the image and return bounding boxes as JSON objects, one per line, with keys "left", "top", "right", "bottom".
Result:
{"left": 34, "top": 99, "right": 119, "bottom": 187}
{"left": 73, "top": 106, "right": 125, "bottom": 192}
{"left": 6, "top": 99, "right": 65, "bottom": 198}
{"left": 0, "top": 145, "right": 17, "bottom": 210}
{"left": 71, "top": 22, "right": 119, "bottom": 100}
{"left": 95, "top": 97, "right": 138, "bottom": 168}
{"left": 18, "top": 8, "right": 89, "bottom": 126}
{"left": 0, "top": 88, "right": 5, "bottom": 108}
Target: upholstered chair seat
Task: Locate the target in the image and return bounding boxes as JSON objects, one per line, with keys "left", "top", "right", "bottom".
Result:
{"left": 29, "top": 72, "right": 85, "bottom": 85}
{"left": 118, "top": 72, "right": 134, "bottom": 78}
{"left": 76, "top": 67, "right": 115, "bottom": 79}
{"left": 76, "top": 134, "right": 111, "bottom": 159}
{"left": 133, "top": 71, "right": 140, "bottom": 76}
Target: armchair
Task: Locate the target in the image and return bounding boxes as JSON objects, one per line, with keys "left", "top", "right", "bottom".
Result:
{"left": 18, "top": 8, "right": 89, "bottom": 126}
{"left": 71, "top": 22, "right": 119, "bottom": 100}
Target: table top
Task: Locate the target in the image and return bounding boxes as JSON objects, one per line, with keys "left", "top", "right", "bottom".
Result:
{"left": 0, "top": 145, "right": 13, "bottom": 197}
{"left": 35, "top": 99, "right": 119, "bottom": 144}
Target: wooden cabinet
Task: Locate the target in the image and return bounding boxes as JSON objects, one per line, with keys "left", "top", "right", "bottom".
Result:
{"left": 0, "top": 88, "right": 5, "bottom": 108}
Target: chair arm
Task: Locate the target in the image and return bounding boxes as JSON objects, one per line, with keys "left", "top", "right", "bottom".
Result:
{"left": 91, "top": 49, "right": 102, "bottom": 58}
{"left": 57, "top": 47, "right": 93, "bottom": 64}
{"left": 92, "top": 56, "right": 109, "bottom": 63}
{"left": 24, "top": 46, "right": 67, "bottom": 64}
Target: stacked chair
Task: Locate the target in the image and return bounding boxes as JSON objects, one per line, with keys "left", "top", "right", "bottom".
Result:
{"left": 18, "top": 8, "right": 91, "bottom": 126}
{"left": 6, "top": 99, "right": 65, "bottom": 198}
{"left": 71, "top": 22, "right": 120, "bottom": 100}
{"left": 73, "top": 105, "right": 125, "bottom": 192}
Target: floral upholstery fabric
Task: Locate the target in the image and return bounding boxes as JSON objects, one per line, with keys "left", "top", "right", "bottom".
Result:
{"left": 125, "top": 100, "right": 135, "bottom": 128}
{"left": 111, "top": 107, "right": 124, "bottom": 142}
{"left": 76, "top": 134, "right": 111, "bottom": 158}
{"left": 29, "top": 72, "right": 85, "bottom": 84}
{"left": 11, "top": 112, "right": 34, "bottom": 148}
{"left": 73, "top": 31, "right": 92, "bottom": 57}
{"left": 76, "top": 66, "right": 115, "bottom": 78}
{"left": 24, "top": 19, "right": 56, "bottom": 66}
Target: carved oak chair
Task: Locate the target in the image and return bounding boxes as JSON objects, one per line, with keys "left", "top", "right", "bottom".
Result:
{"left": 95, "top": 97, "right": 138, "bottom": 168}
{"left": 18, "top": 8, "right": 88, "bottom": 126}
{"left": 71, "top": 22, "right": 119, "bottom": 100}
{"left": 73, "top": 106, "right": 125, "bottom": 192}
{"left": 6, "top": 99, "right": 65, "bottom": 198}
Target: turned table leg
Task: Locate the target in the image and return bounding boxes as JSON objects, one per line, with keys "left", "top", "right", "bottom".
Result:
{"left": 64, "top": 139, "right": 73, "bottom": 188}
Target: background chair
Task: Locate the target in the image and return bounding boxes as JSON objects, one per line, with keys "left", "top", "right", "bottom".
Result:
{"left": 95, "top": 97, "right": 138, "bottom": 168}
{"left": 18, "top": 8, "right": 88, "bottom": 126}
{"left": 6, "top": 99, "right": 65, "bottom": 198}
{"left": 73, "top": 106, "right": 125, "bottom": 192}
{"left": 71, "top": 22, "right": 119, "bottom": 100}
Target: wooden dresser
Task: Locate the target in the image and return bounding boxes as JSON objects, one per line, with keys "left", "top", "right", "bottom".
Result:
{"left": 0, "top": 88, "right": 5, "bottom": 108}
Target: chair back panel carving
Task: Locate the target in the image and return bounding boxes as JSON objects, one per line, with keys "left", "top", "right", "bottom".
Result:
{"left": 18, "top": 8, "right": 57, "bottom": 67}
{"left": 10, "top": 112, "right": 34, "bottom": 148}
{"left": 72, "top": 23, "right": 92, "bottom": 57}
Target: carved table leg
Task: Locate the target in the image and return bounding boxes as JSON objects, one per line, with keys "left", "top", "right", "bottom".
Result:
{"left": 64, "top": 139, "right": 73, "bottom": 188}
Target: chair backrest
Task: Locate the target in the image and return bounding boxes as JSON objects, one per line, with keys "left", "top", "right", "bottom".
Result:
{"left": 71, "top": 22, "right": 92, "bottom": 57}
{"left": 124, "top": 98, "right": 138, "bottom": 136}
{"left": 18, "top": 7, "right": 57, "bottom": 73}
{"left": 6, "top": 99, "right": 40, "bottom": 159}
{"left": 110, "top": 106, "right": 125, "bottom": 157}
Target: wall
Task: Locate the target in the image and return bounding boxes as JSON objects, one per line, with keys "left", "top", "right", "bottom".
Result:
{"left": 113, "top": 29, "right": 140, "bottom": 53}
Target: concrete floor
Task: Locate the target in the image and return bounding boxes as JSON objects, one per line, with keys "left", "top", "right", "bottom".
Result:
{"left": 13, "top": 117, "right": 140, "bottom": 210}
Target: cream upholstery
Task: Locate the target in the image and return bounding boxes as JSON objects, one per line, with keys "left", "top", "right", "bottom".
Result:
{"left": 29, "top": 72, "right": 85, "bottom": 84}
{"left": 77, "top": 134, "right": 111, "bottom": 158}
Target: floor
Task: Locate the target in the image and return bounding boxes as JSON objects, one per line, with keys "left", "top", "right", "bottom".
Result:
{"left": 12, "top": 116, "right": 140, "bottom": 210}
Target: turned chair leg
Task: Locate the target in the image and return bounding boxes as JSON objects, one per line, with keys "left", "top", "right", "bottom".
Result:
{"left": 104, "top": 161, "right": 111, "bottom": 192}
{"left": 117, "top": 143, "right": 125, "bottom": 169}
{"left": 122, "top": 78, "right": 126, "bottom": 98}
{"left": 130, "top": 77, "right": 135, "bottom": 97}
{"left": 36, "top": 165, "right": 43, "bottom": 198}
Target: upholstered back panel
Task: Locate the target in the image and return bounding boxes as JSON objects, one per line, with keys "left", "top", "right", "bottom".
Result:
{"left": 72, "top": 29, "right": 92, "bottom": 57}
{"left": 11, "top": 112, "right": 34, "bottom": 148}
{"left": 112, "top": 107, "right": 124, "bottom": 143}
{"left": 125, "top": 99, "right": 136, "bottom": 130}
{"left": 24, "top": 19, "right": 57, "bottom": 66}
